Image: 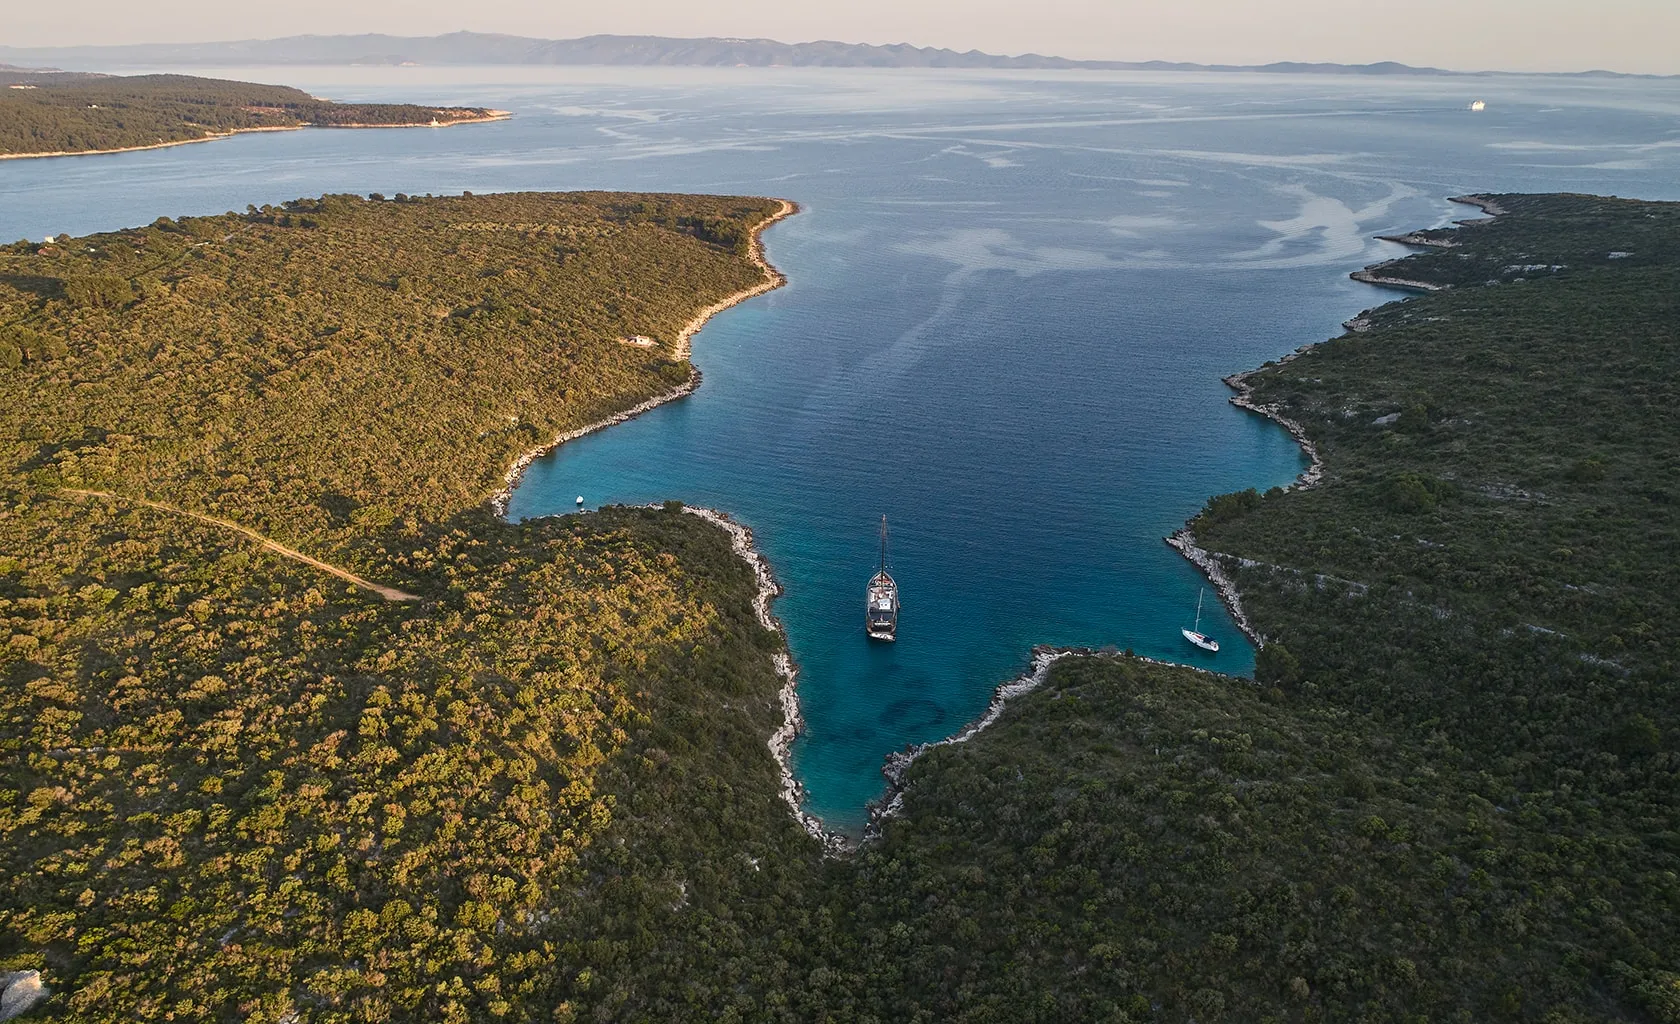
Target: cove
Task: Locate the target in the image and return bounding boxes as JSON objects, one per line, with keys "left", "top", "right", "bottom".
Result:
{"left": 503, "top": 199, "right": 1317, "bottom": 832}
{"left": 9, "top": 66, "right": 1680, "bottom": 833}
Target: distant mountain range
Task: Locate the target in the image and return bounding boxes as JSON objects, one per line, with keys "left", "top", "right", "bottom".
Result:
{"left": 0, "top": 33, "right": 1663, "bottom": 78}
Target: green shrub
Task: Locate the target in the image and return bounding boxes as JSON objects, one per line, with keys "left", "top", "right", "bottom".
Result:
{"left": 61, "top": 273, "right": 134, "bottom": 309}
{"left": 0, "top": 326, "right": 66, "bottom": 363}
{"left": 1197, "top": 488, "right": 1262, "bottom": 528}
{"left": 1566, "top": 455, "right": 1607, "bottom": 482}
{"left": 1255, "top": 641, "right": 1301, "bottom": 687}
{"left": 1384, "top": 472, "right": 1443, "bottom": 512}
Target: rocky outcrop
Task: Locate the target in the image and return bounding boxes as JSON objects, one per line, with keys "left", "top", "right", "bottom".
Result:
{"left": 0, "top": 971, "right": 47, "bottom": 1021}
{"left": 1164, "top": 531, "right": 1261, "bottom": 646}
{"left": 1375, "top": 231, "right": 1458, "bottom": 249}
{"left": 1447, "top": 194, "right": 1508, "bottom": 219}
{"left": 1349, "top": 267, "right": 1448, "bottom": 291}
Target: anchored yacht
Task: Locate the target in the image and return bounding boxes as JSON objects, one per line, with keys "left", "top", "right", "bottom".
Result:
{"left": 1181, "top": 588, "right": 1220, "bottom": 653}
{"left": 866, "top": 516, "right": 899, "bottom": 641}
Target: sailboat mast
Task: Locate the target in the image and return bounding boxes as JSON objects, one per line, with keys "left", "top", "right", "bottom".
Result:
{"left": 1194, "top": 588, "right": 1204, "bottom": 632}
{"left": 879, "top": 516, "right": 888, "bottom": 574}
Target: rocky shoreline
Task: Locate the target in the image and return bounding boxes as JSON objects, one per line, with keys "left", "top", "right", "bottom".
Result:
{"left": 679, "top": 507, "right": 851, "bottom": 855}
{"left": 487, "top": 200, "right": 796, "bottom": 517}
{"left": 1168, "top": 194, "right": 1507, "bottom": 649}
{"left": 487, "top": 369, "right": 702, "bottom": 516}
{"left": 865, "top": 647, "right": 1076, "bottom": 840}
{"left": 1164, "top": 530, "right": 1261, "bottom": 646}
{"left": 674, "top": 199, "right": 796, "bottom": 360}
{"left": 1347, "top": 195, "right": 1504, "bottom": 291}
{"left": 1221, "top": 353, "right": 1326, "bottom": 492}
{"left": 1349, "top": 268, "right": 1448, "bottom": 291}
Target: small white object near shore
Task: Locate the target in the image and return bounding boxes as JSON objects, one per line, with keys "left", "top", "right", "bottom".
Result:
{"left": 575, "top": 495, "right": 584, "bottom": 505}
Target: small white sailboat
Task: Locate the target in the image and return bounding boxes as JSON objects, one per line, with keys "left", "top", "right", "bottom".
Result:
{"left": 1182, "top": 588, "right": 1220, "bottom": 653}
{"left": 1469, "top": 99, "right": 1487, "bottom": 112}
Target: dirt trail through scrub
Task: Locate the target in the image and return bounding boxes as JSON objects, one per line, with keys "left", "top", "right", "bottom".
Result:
{"left": 58, "top": 488, "right": 421, "bottom": 602}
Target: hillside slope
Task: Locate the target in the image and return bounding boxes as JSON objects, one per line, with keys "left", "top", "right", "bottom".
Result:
{"left": 0, "top": 192, "right": 800, "bottom": 1023}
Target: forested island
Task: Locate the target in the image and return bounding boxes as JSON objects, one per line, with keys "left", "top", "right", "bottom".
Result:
{"left": 1, "top": 191, "right": 1675, "bottom": 1022}
{"left": 0, "top": 72, "right": 505, "bottom": 158}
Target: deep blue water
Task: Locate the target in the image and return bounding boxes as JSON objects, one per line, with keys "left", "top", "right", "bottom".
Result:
{"left": 7, "top": 66, "right": 1679, "bottom": 832}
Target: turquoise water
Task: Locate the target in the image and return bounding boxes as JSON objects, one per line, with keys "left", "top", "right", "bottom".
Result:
{"left": 7, "top": 67, "right": 1680, "bottom": 832}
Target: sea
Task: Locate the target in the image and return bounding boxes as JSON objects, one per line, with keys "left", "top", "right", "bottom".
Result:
{"left": 7, "top": 66, "right": 1679, "bottom": 833}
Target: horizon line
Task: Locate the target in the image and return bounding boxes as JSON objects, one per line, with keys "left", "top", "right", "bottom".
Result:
{"left": 1, "top": 30, "right": 1674, "bottom": 79}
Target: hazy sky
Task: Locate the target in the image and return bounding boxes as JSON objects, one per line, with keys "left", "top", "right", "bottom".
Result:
{"left": 9, "top": 0, "right": 1679, "bottom": 74}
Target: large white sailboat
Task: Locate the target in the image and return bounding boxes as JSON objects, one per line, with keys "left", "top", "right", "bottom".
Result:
{"left": 1181, "top": 588, "right": 1219, "bottom": 653}
{"left": 866, "top": 516, "right": 899, "bottom": 641}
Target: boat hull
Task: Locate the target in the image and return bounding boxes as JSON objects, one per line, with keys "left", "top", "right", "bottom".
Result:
{"left": 1181, "top": 628, "right": 1219, "bottom": 653}
{"left": 867, "top": 569, "right": 898, "bottom": 641}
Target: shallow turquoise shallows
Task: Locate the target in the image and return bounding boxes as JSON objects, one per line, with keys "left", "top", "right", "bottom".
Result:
{"left": 8, "top": 66, "right": 1680, "bottom": 833}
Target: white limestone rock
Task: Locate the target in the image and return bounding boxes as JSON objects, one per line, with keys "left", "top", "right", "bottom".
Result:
{"left": 0, "top": 970, "right": 48, "bottom": 1021}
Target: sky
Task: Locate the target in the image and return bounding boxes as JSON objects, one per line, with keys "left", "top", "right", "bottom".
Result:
{"left": 7, "top": 0, "right": 1679, "bottom": 75}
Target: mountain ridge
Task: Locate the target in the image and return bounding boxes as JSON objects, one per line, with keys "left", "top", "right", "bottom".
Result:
{"left": 0, "top": 31, "right": 1668, "bottom": 78}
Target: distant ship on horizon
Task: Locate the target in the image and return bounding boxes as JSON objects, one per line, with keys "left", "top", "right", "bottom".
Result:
{"left": 866, "top": 516, "right": 899, "bottom": 642}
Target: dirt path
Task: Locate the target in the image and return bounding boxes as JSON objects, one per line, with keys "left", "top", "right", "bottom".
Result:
{"left": 59, "top": 489, "right": 421, "bottom": 602}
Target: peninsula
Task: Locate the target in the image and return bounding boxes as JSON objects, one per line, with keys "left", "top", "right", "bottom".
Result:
{"left": 2, "top": 189, "right": 1675, "bottom": 1022}
{"left": 0, "top": 71, "right": 506, "bottom": 158}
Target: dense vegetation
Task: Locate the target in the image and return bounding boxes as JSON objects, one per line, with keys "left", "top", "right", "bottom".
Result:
{"left": 822, "top": 194, "right": 1678, "bottom": 1020}
{"left": 0, "top": 73, "right": 499, "bottom": 156}
{"left": 3, "top": 190, "right": 1675, "bottom": 1022}
{"left": 0, "top": 192, "right": 807, "bottom": 1022}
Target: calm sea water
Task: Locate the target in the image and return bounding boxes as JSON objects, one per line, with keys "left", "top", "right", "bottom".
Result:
{"left": 7, "top": 66, "right": 1679, "bottom": 831}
